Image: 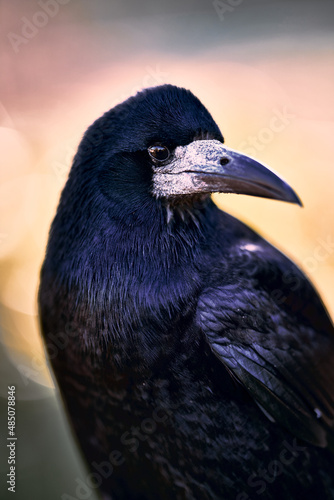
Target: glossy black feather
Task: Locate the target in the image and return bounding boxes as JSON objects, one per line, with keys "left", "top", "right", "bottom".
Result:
{"left": 39, "top": 85, "right": 334, "bottom": 500}
{"left": 197, "top": 231, "right": 334, "bottom": 448}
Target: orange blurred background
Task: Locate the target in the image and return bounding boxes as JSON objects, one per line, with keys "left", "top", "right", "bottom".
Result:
{"left": 0, "top": 0, "right": 333, "bottom": 498}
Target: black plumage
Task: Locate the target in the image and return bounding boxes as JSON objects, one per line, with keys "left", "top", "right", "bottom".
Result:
{"left": 39, "top": 85, "right": 334, "bottom": 500}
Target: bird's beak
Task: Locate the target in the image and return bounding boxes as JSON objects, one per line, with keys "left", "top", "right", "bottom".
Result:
{"left": 152, "top": 139, "right": 302, "bottom": 206}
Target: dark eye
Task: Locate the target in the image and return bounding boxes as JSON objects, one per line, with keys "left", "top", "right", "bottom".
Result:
{"left": 148, "top": 145, "right": 170, "bottom": 162}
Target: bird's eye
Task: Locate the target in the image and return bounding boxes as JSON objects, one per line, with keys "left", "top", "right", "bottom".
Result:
{"left": 148, "top": 145, "right": 170, "bottom": 162}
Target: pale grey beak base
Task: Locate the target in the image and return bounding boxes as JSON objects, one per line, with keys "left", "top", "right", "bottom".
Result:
{"left": 152, "top": 140, "right": 302, "bottom": 206}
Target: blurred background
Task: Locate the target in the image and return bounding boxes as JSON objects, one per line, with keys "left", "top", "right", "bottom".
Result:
{"left": 1, "top": 0, "right": 334, "bottom": 498}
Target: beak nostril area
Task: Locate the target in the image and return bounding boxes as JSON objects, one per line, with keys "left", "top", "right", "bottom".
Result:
{"left": 220, "top": 157, "right": 230, "bottom": 166}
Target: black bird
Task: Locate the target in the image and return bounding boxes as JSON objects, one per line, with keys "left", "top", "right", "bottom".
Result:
{"left": 39, "top": 85, "right": 334, "bottom": 500}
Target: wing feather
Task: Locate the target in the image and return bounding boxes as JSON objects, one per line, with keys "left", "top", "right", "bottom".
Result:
{"left": 197, "top": 240, "right": 334, "bottom": 449}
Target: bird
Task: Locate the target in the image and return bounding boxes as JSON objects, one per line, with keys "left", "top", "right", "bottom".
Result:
{"left": 39, "top": 84, "right": 334, "bottom": 500}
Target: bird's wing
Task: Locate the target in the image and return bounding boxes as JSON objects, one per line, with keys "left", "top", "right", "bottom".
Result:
{"left": 196, "top": 238, "right": 334, "bottom": 448}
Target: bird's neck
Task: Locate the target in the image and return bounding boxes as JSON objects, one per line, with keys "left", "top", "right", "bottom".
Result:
{"left": 40, "top": 195, "right": 218, "bottom": 367}
{"left": 43, "top": 190, "right": 218, "bottom": 298}
{"left": 88, "top": 195, "right": 214, "bottom": 285}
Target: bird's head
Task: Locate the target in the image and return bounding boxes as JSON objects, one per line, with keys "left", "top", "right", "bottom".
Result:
{"left": 73, "top": 84, "right": 301, "bottom": 222}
